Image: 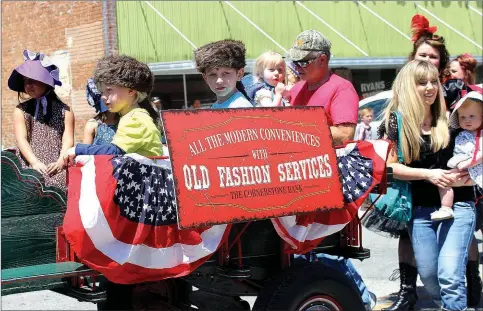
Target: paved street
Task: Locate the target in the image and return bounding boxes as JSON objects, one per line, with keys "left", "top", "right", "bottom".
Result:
{"left": 354, "top": 229, "right": 482, "bottom": 310}
{"left": 2, "top": 228, "right": 482, "bottom": 310}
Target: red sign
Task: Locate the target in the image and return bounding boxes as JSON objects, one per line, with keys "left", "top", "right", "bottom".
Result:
{"left": 161, "top": 107, "right": 344, "bottom": 229}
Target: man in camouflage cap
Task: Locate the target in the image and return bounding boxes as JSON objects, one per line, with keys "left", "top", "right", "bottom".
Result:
{"left": 287, "top": 30, "right": 359, "bottom": 146}
{"left": 288, "top": 30, "right": 375, "bottom": 310}
{"left": 287, "top": 29, "right": 332, "bottom": 62}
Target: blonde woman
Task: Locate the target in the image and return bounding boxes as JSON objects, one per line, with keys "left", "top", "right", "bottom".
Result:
{"left": 382, "top": 60, "right": 475, "bottom": 311}
{"left": 367, "top": 14, "right": 478, "bottom": 311}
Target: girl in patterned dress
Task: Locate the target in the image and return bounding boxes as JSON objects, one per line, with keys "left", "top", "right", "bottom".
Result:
{"left": 8, "top": 50, "right": 74, "bottom": 191}
{"left": 82, "top": 77, "right": 119, "bottom": 145}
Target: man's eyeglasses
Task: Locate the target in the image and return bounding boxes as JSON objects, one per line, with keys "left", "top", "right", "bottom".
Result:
{"left": 292, "top": 57, "right": 318, "bottom": 69}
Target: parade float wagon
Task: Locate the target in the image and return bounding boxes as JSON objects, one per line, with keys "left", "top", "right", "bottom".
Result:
{"left": 1, "top": 107, "right": 392, "bottom": 311}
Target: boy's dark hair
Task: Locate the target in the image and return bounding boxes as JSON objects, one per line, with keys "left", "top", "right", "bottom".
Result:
{"left": 94, "top": 55, "right": 160, "bottom": 126}
{"left": 138, "top": 98, "right": 161, "bottom": 128}
{"left": 194, "top": 39, "right": 246, "bottom": 73}
{"left": 194, "top": 40, "right": 251, "bottom": 102}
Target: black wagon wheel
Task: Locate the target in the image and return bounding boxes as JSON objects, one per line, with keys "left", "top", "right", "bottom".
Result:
{"left": 98, "top": 279, "right": 191, "bottom": 310}
{"left": 253, "top": 262, "right": 364, "bottom": 311}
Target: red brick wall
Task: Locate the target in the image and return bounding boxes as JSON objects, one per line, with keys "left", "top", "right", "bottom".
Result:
{"left": 106, "top": 0, "right": 119, "bottom": 56}
{"left": 1, "top": 1, "right": 112, "bottom": 148}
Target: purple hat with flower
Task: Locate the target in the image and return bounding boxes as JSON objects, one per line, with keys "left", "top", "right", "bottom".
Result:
{"left": 8, "top": 50, "right": 62, "bottom": 92}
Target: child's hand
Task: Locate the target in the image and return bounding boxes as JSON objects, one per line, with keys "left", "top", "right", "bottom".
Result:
{"left": 275, "top": 82, "right": 286, "bottom": 96}
{"left": 31, "top": 161, "right": 48, "bottom": 175}
{"left": 47, "top": 159, "right": 65, "bottom": 176}
{"left": 63, "top": 147, "right": 77, "bottom": 167}
{"left": 456, "top": 158, "right": 472, "bottom": 170}
{"left": 447, "top": 168, "right": 469, "bottom": 181}
{"left": 447, "top": 155, "right": 470, "bottom": 169}
{"left": 282, "top": 88, "right": 291, "bottom": 99}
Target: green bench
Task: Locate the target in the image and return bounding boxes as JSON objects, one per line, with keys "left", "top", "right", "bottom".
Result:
{"left": 1, "top": 261, "right": 98, "bottom": 296}
{"left": 2, "top": 261, "right": 92, "bottom": 285}
{"left": 1, "top": 151, "right": 100, "bottom": 297}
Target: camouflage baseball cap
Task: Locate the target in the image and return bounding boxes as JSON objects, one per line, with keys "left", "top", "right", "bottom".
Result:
{"left": 287, "top": 30, "right": 332, "bottom": 61}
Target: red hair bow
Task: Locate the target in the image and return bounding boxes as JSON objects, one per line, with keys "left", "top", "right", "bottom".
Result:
{"left": 411, "top": 14, "right": 438, "bottom": 42}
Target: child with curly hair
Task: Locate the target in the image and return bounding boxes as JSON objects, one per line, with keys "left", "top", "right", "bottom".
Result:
{"left": 64, "top": 55, "right": 162, "bottom": 162}
{"left": 194, "top": 39, "right": 252, "bottom": 109}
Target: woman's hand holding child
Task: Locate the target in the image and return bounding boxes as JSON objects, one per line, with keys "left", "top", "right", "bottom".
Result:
{"left": 425, "top": 169, "right": 457, "bottom": 188}
{"left": 447, "top": 168, "right": 472, "bottom": 186}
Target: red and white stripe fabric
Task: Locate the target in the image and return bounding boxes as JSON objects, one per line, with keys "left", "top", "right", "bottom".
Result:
{"left": 63, "top": 155, "right": 230, "bottom": 284}
{"left": 64, "top": 140, "right": 389, "bottom": 283}
{"left": 272, "top": 140, "right": 390, "bottom": 254}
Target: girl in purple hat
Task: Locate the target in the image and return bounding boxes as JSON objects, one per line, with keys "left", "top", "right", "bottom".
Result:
{"left": 8, "top": 50, "right": 75, "bottom": 191}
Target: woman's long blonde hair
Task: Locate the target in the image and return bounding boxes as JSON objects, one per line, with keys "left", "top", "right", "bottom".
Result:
{"left": 383, "top": 60, "right": 449, "bottom": 163}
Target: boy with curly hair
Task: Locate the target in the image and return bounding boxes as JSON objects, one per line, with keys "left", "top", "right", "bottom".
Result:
{"left": 64, "top": 55, "right": 162, "bottom": 161}
{"left": 195, "top": 39, "right": 253, "bottom": 108}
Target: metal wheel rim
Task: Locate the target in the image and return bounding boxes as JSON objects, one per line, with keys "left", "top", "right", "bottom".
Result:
{"left": 298, "top": 295, "right": 343, "bottom": 311}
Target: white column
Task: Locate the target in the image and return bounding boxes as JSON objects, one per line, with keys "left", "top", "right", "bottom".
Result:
{"left": 183, "top": 74, "right": 188, "bottom": 109}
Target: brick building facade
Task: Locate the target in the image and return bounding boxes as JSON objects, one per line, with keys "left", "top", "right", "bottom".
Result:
{"left": 1, "top": 1, "right": 118, "bottom": 147}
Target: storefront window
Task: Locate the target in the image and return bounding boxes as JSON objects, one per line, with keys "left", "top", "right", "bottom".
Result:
{"left": 153, "top": 65, "right": 481, "bottom": 111}
{"left": 475, "top": 65, "right": 483, "bottom": 85}
{"left": 152, "top": 75, "right": 184, "bottom": 110}
{"left": 332, "top": 67, "right": 397, "bottom": 99}
{"left": 185, "top": 74, "right": 217, "bottom": 109}
{"left": 152, "top": 74, "right": 218, "bottom": 109}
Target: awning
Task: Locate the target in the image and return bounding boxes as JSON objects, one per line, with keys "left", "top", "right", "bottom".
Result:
{"left": 117, "top": 1, "right": 482, "bottom": 70}
{"left": 148, "top": 56, "right": 483, "bottom": 75}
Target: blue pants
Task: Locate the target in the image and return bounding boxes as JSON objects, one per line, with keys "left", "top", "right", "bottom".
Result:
{"left": 293, "top": 253, "right": 371, "bottom": 306}
{"left": 409, "top": 201, "right": 475, "bottom": 311}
